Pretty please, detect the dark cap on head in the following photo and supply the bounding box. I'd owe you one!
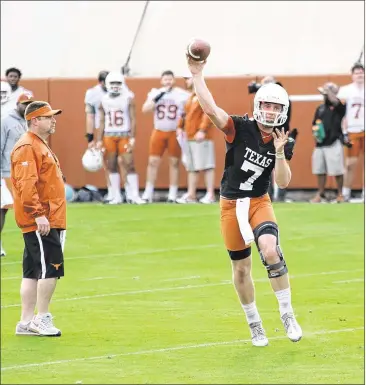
[98,71,109,82]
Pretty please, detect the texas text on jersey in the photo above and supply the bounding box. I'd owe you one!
[220,115,292,199]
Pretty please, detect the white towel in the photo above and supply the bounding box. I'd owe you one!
[236,197,254,245]
[176,131,189,168]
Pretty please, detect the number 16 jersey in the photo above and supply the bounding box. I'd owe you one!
[101,90,134,134]
[147,87,190,132]
[221,115,290,199]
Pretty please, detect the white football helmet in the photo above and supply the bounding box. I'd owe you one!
[1,81,11,105]
[105,72,125,95]
[82,149,103,172]
[253,83,289,127]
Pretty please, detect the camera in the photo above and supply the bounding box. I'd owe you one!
[248,81,261,94]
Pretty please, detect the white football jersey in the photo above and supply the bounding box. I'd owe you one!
[84,84,107,129]
[101,90,134,134]
[337,83,364,133]
[1,101,13,118]
[7,86,33,112]
[147,87,190,132]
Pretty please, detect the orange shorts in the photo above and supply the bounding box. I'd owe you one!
[103,136,129,155]
[149,129,181,158]
[347,132,365,158]
[220,194,276,251]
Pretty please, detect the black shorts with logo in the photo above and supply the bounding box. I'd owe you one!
[23,229,66,279]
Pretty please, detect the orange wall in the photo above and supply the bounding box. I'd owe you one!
[20,75,363,190]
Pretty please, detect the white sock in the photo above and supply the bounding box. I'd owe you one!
[168,185,178,200]
[342,187,351,199]
[107,185,114,199]
[143,182,154,199]
[275,288,293,317]
[242,302,261,325]
[109,173,121,199]
[124,183,131,200]
[127,173,139,199]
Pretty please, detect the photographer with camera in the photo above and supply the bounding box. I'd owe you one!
[310,82,347,203]
[248,76,297,202]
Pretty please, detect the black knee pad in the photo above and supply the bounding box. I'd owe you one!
[259,246,288,278]
[228,247,251,261]
[254,222,288,278]
[253,221,279,248]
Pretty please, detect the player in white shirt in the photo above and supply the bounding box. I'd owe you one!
[5,68,33,112]
[141,70,190,203]
[1,81,12,117]
[337,63,365,201]
[96,72,144,205]
[84,71,115,200]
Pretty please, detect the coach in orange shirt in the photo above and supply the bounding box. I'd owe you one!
[176,75,216,204]
[11,101,66,337]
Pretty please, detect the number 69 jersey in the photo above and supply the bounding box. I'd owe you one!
[101,90,134,134]
[148,87,190,132]
[220,115,291,199]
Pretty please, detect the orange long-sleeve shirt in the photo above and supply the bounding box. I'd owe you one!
[178,93,214,140]
[10,132,66,233]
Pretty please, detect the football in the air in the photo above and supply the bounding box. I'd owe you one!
[186,39,211,62]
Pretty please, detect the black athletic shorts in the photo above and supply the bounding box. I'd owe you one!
[23,229,66,279]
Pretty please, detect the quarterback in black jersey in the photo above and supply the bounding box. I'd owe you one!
[187,55,302,347]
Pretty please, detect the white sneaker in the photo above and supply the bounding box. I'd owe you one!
[1,246,5,257]
[281,312,302,342]
[29,313,61,337]
[15,321,40,336]
[141,193,153,203]
[349,197,364,203]
[108,194,123,205]
[199,193,216,204]
[249,322,269,347]
[176,193,197,204]
[129,196,147,205]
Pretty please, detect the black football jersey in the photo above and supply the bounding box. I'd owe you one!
[220,115,284,199]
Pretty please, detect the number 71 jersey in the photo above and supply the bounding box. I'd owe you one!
[148,87,190,132]
[221,115,283,199]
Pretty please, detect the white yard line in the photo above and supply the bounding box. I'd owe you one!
[333,278,364,284]
[1,212,218,235]
[0,244,222,266]
[162,275,201,282]
[1,327,363,372]
[0,276,20,281]
[1,269,363,309]
[82,276,119,281]
[1,282,229,308]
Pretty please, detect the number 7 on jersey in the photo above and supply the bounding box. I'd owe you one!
[239,160,265,191]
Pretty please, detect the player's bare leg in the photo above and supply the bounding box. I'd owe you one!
[15,278,39,335]
[177,171,198,203]
[258,233,302,342]
[200,168,216,203]
[103,163,114,202]
[20,278,37,322]
[343,157,358,201]
[0,208,8,256]
[232,256,268,347]
[120,154,145,204]
[106,153,122,204]
[28,278,61,336]
[167,156,179,202]
[311,174,327,203]
[142,156,161,203]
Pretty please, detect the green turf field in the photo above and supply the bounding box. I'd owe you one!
[1,203,364,384]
